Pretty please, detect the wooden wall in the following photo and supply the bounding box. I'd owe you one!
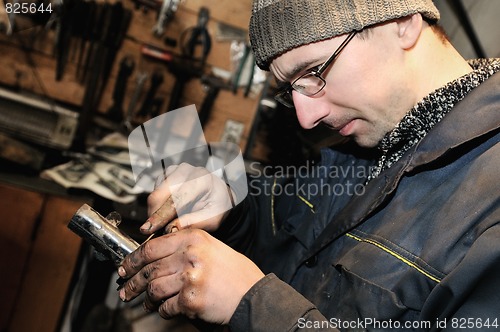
[0,0,261,151]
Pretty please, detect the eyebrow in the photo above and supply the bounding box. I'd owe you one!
[280,57,323,83]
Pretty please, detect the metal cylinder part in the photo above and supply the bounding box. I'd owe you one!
[68,204,140,265]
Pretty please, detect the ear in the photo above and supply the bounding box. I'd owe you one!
[395,13,423,50]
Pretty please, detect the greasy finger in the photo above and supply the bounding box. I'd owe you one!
[141,196,177,234]
[119,235,177,278]
[147,179,173,214]
[119,271,147,302]
[158,282,204,321]
[158,294,182,319]
[143,274,183,312]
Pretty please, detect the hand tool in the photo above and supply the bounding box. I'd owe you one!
[149,97,165,118]
[141,43,174,63]
[55,0,77,80]
[68,0,87,63]
[165,59,201,111]
[177,75,230,165]
[75,0,97,80]
[198,75,230,127]
[94,2,132,105]
[73,2,132,149]
[137,69,164,118]
[123,72,148,132]
[231,43,250,94]
[68,204,139,266]
[5,0,19,35]
[79,2,108,84]
[72,2,111,151]
[165,7,212,111]
[243,53,256,97]
[107,56,135,123]
[142,44,194,112]
[152,0,180,37]
[180,6,211,65]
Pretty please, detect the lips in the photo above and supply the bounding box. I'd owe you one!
[338,120,355,136]
[327,119,355,136]
[322,118,356,136]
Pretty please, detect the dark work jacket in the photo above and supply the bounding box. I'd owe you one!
[226,70,500,332]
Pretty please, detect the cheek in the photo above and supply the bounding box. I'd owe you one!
[328,58,379,103]
[338,42,397,99]
[337,63,400,117]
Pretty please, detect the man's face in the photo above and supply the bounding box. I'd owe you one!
[270,23,415,148]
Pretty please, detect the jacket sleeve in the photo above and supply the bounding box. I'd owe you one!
[211,173,275,254]
[422,224,500,331]
[229,274,340,332]
[211,195,255,253]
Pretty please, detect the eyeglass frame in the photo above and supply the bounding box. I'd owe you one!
[274,30,358,108]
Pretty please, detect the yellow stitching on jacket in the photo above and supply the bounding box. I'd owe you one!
[346,233,441,283]
[297,195,315,213]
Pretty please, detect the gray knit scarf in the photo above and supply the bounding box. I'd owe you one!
[368,58,500,182]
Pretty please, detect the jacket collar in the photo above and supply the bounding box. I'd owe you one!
[370,58,500,180]
[408,70,500,171]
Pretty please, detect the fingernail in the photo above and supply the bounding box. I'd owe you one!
[119,289,126,302]
[170,226,178,233]
[118,266,126,277]
[140,221,152,231]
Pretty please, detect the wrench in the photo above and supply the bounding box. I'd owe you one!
[108,56,135,122]
[152,0,180,37]
[4,0,19,35]
[137,69,164,118]
[123,72,148,132]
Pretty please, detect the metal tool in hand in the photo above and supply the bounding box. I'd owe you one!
[68,204,139,266]
[152,0,180,37]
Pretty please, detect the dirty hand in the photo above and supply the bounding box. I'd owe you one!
[141,163,235,234]
[118,229,265,324]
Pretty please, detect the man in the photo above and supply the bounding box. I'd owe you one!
[118,0,500,330]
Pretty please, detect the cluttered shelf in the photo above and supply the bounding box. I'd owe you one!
[0,0,264,155]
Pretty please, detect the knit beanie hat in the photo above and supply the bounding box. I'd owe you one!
[249,0,440,70]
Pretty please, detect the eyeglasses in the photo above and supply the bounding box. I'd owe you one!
[275,31,358,108]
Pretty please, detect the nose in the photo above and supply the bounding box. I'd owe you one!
[292,91,329,129]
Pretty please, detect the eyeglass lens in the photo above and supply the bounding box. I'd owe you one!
[274,31,357,108]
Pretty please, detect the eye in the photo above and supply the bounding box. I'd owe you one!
[303,65,321,76]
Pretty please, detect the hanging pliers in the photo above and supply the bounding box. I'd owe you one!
[180,7,211,64]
